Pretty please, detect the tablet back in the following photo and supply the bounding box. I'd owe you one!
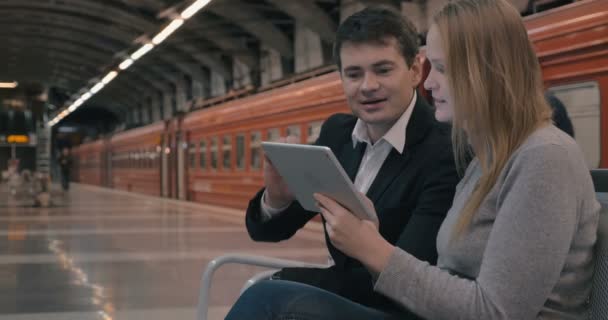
[261,142,376,221]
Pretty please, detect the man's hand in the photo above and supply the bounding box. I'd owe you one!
[263,136,298,208]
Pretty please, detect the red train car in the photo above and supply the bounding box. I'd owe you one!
[108,122,164,196]
[71,139,108,187]
[525,0,608,169]
[72,0,607,210]
[182,72,348,208]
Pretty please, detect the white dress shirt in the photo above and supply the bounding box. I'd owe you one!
[260,91,417,220]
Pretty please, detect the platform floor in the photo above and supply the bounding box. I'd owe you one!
[0,183,327,320]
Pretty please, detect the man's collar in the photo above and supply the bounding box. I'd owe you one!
[352,91,417,154]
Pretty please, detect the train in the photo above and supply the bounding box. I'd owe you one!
[71,0,608,210]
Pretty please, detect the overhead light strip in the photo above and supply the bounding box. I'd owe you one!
[118,59,134,70]
[152,19,184,45]
[0,81,18,89]
[181,0,212,19]
[131,43,155,61]
[90,83,105,94]
[48,0,215,127]
[101,71,118,84]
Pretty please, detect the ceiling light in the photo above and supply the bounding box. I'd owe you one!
[119,59,134,70]
[101,71,118,84]
[0,81,18,89]
[90,82,105,94]
[181,0,212,19]
[152,19,184,45]
[131,43,154,61]
[81,92,92,101]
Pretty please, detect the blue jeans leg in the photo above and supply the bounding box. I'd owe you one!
[225,280,403,320]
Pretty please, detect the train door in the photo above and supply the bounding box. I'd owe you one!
[161,118,184,199]
[103,142,110,188]
[161,133,170,198]
[184,131,195,201]
[176,130,187,200]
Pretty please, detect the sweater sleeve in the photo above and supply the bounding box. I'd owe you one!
[374,143,583,320]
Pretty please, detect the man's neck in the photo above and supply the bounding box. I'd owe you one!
[365,121,395,145]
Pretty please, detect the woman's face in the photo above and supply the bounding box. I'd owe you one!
[424,25,453,123]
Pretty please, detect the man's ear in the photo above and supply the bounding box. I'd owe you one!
[410,53,424,87]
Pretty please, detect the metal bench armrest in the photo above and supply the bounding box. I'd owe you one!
[197,253,328,320]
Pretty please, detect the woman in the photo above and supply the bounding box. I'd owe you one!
[226,0,600,319]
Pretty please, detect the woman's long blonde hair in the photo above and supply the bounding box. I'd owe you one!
[433,0,552,236]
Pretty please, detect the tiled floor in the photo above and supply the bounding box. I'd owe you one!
[0,183,328,320]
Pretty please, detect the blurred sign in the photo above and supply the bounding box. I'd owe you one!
[7,135,29,144]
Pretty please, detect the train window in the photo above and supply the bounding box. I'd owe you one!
[155,146,161,168]
[251,131,262,171]
[135,151,140,169]
[236,134,245,170]
[548,81,601,168]
[210,137,218,170]
[200,140,207,169]
[148,149,153,168]
[286,125,301,142]
[223,135,232,170]
[267,128,280,142]
[307,121,323,144]
[189,142,197,169]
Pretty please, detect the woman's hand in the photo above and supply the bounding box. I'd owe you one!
[314,193,395,273]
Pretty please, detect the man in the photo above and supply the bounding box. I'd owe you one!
[245,6,458,313]
[545,92,574,137]
[57,147,72,191]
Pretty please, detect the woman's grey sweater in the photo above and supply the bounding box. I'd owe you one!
[374,125,600,319]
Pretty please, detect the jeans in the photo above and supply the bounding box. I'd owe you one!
[225,280,408,320]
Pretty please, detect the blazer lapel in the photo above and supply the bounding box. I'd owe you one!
[366,95,435,203]
[340,141,366,181]
[366,150,410,203]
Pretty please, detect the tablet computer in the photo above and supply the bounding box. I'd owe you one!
[261,142,377,221]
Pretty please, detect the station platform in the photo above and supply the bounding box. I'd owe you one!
[0,183,327,320]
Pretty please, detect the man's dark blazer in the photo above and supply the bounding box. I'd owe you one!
[245,95,459,312]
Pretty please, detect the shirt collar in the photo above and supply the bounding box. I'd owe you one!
[351,91,417,154]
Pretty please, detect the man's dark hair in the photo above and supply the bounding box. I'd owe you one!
[545,92,575,137]
[333,6,420,70]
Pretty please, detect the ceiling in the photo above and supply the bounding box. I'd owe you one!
[0,0,346,122]
[0,0,562,128]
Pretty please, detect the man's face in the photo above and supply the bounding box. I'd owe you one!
[340,38,422,129]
